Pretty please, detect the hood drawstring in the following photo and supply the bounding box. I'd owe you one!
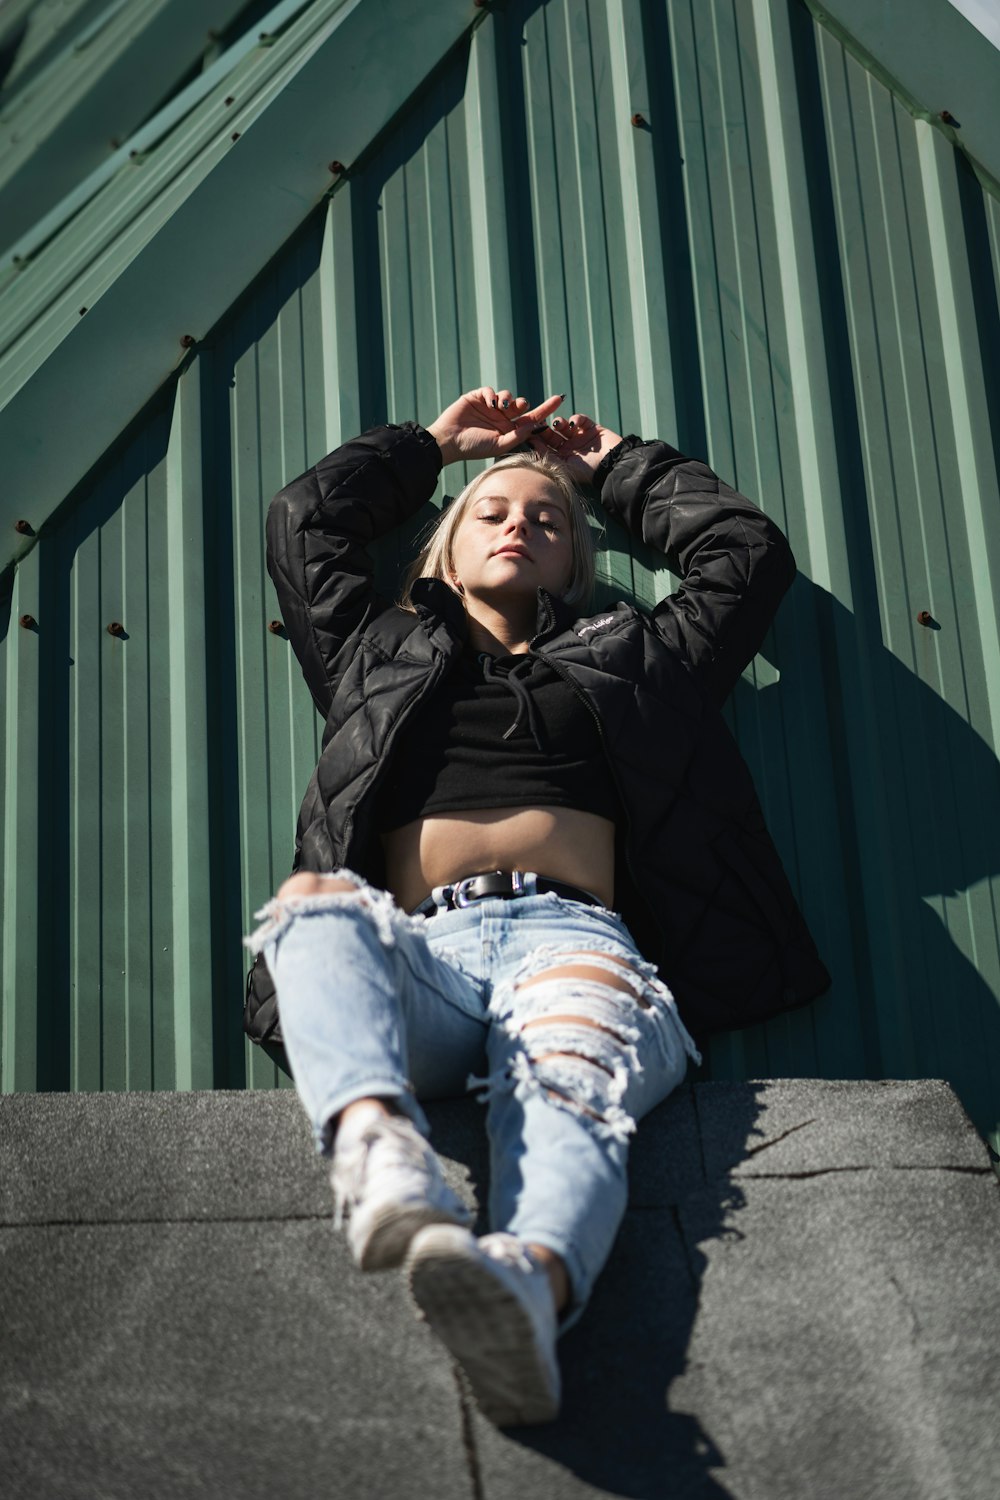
[479,654,547,752]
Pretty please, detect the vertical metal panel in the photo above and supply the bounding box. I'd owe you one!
[165,359,216,1089]
[67,504,104,1089]
[605,0,681,438]
[807,18,1000,1134]
[662,0,864,1088]
[2,549,42,1090]
[518,2,628,429]
[64,408,175,1089]
[464,19,517,387]
[2,0,998,1152]
[318,193,361,449]
[216,220,329,1090]
[11,398,216,1091]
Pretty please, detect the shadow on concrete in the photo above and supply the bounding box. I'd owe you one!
[426,1083,765,1500]
[3,1083,996,1499]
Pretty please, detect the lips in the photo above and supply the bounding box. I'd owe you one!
[493,545,531,559]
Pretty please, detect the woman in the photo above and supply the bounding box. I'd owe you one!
[245,387,829,1426]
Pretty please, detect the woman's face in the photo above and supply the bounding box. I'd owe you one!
[449,469,574,607]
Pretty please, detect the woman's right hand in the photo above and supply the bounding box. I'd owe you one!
[529,412,624,486]
[427,387,565,466]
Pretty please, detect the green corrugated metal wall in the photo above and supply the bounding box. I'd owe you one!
[2,0,998,1151]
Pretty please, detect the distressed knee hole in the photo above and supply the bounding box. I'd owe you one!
[519,1016,640,1130]
[520,1022,636,1081]
[468,1037,637,1142]
[532,1047,614,1077]
[521,1013,618,1037]
[244,870,402,954]
[517,1049,636,1141]
[516,953,652,1007]
[522,1018,620,1078]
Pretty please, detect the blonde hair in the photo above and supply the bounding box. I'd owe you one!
[400,451,595,610]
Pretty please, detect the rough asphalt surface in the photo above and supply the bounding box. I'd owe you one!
[1,1079,997,1499]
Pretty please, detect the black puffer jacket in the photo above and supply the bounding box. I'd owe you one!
[245,422,830,1046]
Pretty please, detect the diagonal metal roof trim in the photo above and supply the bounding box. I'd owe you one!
[808,0,1000,196]
[3,0,997,570]
[0,0,108,96]
[0,0,316,273]
[0,0,356,397]
[0,0,476,566]
[0,0,254,251]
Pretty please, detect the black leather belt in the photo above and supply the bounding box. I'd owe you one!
[410,870,604,918]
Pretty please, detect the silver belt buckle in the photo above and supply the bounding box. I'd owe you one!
[452,871,526,908]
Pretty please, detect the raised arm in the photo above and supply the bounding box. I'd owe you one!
[268,389,565,717]
[267,423,443,718]
[534,416,796,706]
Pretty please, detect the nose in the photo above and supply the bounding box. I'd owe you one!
[503,509,529,537]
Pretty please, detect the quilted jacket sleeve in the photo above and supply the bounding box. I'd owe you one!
[596,437,796,706]
[266,423,442,718]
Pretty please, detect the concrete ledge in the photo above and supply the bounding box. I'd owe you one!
[1,1081,997,1498]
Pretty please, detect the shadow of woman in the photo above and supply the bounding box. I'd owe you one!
[717,576,1000,1158]
[473,1082,765,1499]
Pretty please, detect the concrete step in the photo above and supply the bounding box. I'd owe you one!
[1,1080,997,1499]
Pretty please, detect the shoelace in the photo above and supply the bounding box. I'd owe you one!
[331,1120,429,1230]
[480,1233,540,1279]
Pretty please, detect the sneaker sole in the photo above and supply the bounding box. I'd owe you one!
[405,1229,560,1426]
[353,1201,471,1272]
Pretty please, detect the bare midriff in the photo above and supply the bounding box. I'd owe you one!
[381,807,617,913]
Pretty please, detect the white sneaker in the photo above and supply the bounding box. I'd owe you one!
[330,1115,472,1271]
[405,1225,561,1426]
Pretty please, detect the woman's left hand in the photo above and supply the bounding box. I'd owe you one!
[427,387,565,466]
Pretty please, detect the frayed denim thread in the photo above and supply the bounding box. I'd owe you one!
[244,875,407,957]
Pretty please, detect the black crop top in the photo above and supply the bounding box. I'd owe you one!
[376,648,620,833]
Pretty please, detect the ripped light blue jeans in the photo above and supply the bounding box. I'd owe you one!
[246,871,701,1321]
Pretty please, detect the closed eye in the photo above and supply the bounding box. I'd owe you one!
[476,510,561,531]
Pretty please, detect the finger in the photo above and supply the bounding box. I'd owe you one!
[511,406,551,431]
[512,395,529,414]
[497,417,551,452]
[530,424,566,454]
[478,385,498,409]
[494,388,515,414]
[526,392,566,422]
[561,414,598,448]
[526,431,563,459]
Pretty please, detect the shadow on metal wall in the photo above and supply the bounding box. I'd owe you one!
[738,579,1000,1150]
